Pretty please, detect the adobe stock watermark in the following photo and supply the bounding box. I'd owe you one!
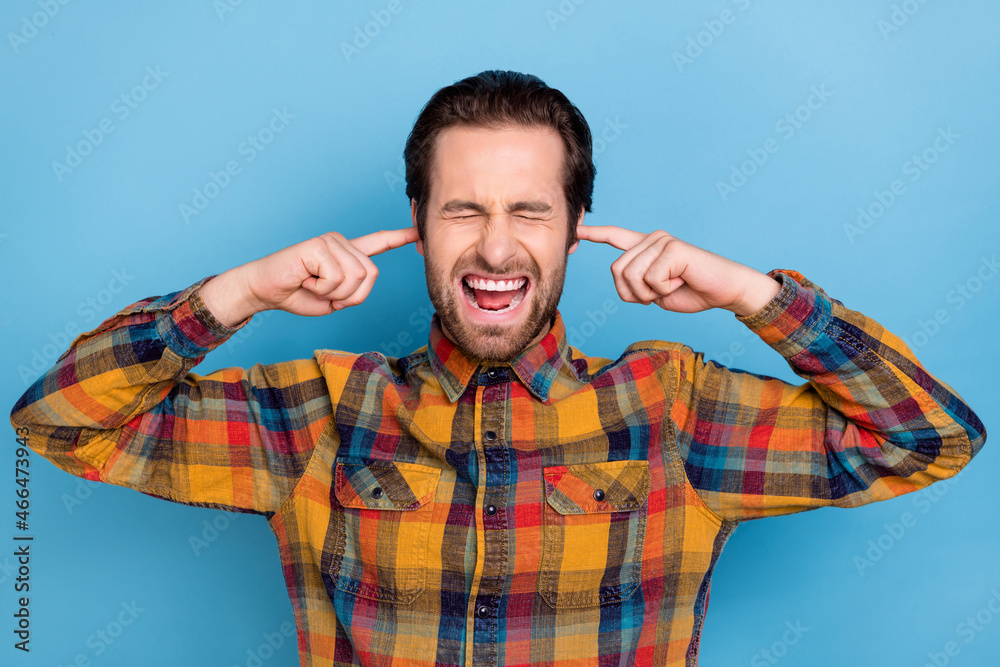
[62,478,104,515]
[706,321,758,368]
[852,475,959,576]
[51,66,169,182]
[749,619,809,666]
[7,0,73,54]
[189,510,245,556]
[17,268,135,387]
[56,600,145,667]
[233,621,297,667]
[340,0,405,63]
[920,588,1000,667]
[545,0,591,31]
[877,0,933,40]
[213,0,248,21]
[0,555,15,586]
[898,253,996,353]
[716,84,833,202]
[673,0,755,73]
[178,106,295,224]
[377,303,433,358]
[843,127,958,244]
[222,309,275,354]
[565,298,619,348]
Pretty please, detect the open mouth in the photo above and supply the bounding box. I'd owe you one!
[460,274,530,314]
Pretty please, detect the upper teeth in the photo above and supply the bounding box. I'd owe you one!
[465,276,527,291]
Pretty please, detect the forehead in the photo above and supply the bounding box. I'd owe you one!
[428,124,566,208]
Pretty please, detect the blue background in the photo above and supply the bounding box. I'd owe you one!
[2,1,998,665]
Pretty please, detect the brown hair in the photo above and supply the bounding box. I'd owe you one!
[403,70,595,252]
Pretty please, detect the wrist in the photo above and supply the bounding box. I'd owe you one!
[729,270,781,318]
[199,265,263,327]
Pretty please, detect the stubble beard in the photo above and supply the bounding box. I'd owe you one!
[423,248,567,362]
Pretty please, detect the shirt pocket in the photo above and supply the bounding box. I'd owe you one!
[539,460,651,609]
[329,459,441,605]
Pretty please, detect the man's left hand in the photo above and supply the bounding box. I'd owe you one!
[576,225,781,317]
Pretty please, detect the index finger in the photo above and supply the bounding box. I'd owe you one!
[576,224,649,252]
[350,226,420,257]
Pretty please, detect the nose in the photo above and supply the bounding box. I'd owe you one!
[475,217,519,269]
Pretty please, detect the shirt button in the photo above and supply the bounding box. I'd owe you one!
[486,367,500,379]
[485,504,498,516]
[371,487,383,499]
[476,605,490,619]
[483,430,497,442]
[593,489,605,501]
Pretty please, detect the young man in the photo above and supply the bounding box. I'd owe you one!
[11,70,986,666]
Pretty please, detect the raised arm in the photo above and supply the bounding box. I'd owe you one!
[672,269,985,520]
[577,224,987,522]
[10,227,419,514]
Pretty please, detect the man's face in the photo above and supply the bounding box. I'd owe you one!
[412,124,581,362]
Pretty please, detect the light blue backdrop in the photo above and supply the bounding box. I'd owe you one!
[3,1,998,665]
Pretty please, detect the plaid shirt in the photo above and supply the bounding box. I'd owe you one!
[11,269,986,666]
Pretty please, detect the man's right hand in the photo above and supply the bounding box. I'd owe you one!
[200,227,419,327]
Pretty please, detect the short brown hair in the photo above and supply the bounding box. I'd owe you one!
[403,70,596,252]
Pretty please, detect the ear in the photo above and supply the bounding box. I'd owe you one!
[410,199,423,256]
[567,206,584,255]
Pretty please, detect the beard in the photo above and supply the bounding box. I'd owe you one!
[423,247,567,362]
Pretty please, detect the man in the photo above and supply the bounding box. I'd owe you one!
[11,70,986,666]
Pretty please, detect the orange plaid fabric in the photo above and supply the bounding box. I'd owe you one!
[10,269,985,665]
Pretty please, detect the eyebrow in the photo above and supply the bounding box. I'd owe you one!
[440,199,553,216]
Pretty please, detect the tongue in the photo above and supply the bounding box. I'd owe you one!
[474,288,516,310]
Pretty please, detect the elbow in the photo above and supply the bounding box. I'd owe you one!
[967,419,987,462]
[10,381,49,443]
[944,409,987,475]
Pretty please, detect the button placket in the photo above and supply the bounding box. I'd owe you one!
[470,372,509,658]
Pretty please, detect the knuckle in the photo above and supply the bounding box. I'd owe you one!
[309,237,328,254]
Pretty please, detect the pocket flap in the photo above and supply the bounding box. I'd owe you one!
[335,460,440,510]
[543,460,650,515]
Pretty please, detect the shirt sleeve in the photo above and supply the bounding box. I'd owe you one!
[672,269,987,523]
[9,276,333,516]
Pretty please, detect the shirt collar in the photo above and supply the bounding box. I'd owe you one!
[426,310,571,404]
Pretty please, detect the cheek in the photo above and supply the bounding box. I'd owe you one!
[426,234,468,266]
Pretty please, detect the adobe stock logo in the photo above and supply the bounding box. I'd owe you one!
[843,127,958,244]
[7,0,73,54]
[51,66,169,182]
[672,0,756,73]
[544,0,591,31]
[340,0,405,63]
[17,268,135,387]
[716,84,833,202]
[178,107,295,224]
